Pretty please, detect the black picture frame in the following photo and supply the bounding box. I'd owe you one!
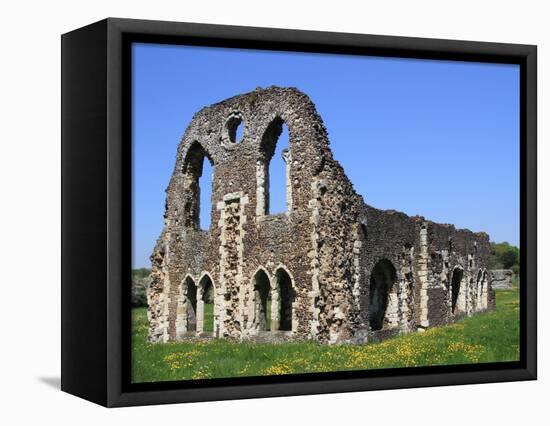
[61,17,537,407]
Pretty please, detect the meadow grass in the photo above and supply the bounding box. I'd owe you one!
[203,303,213,332]
[132,285,519,382]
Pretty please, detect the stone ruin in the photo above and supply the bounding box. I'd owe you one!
[489,270,514,289]
[147,86,495,345]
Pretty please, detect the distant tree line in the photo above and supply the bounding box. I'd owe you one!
[488,242,519,275]
[132,268,151,307]
[133,268,150,279]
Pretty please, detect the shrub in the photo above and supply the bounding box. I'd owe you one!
[489,242,519,274]
[132,269,151,307]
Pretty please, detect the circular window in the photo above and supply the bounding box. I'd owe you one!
[222,112,245,147]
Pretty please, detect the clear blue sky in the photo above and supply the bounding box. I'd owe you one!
[132,43,519,269]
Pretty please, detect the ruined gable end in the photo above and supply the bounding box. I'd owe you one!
[147,86,495,345]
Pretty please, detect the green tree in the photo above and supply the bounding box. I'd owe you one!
[132,268,151,279]
[489,242,519,274]
[132,268,151,307]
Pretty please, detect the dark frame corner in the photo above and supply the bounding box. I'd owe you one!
[61,17,537,408]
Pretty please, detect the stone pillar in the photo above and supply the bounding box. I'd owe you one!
[282,149,292,212]
[291,298,299,333]
[271,281,280,331]
[175,291,186,339]
[352,225,362,312]
[417,224,430,328]
[255,160,267,217]
[216,191,248,338]
[465,254,474,315]
[386,291,400,328]
[481,272,490,309]
[159,266,172,342]
[308,179,323,339]
[196,286,205,334]
[245,277,256,335]
[457,273,467,314]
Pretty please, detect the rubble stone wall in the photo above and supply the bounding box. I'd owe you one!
[489,269,514,289]
[147,87,495,344]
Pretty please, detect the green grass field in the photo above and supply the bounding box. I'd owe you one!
[203,303,214,332]
[132,285,519,382]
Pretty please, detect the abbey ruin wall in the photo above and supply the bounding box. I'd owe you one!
[147,86,494,345]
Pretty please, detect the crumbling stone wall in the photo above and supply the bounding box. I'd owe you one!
[147,86,495,345]
[489,269,514,289]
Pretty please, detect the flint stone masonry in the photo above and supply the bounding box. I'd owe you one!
[147,86,495,344]
[489,269,514,289]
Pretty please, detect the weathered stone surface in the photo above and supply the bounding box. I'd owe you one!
[489,269,514,289]
[147,86,495,345]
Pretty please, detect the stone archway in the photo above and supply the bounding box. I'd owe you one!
[183,276,197,332]
[450,267,464,314]
[257,117,292,216]
[252,269,271,331]
[197,274,214,333]
[181,141,214,230]
[272,268,295,331]
[368,259,397,331]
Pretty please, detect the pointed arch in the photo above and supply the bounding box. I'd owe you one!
[197,273,215,333]
[178,275,197,333]
[256,117,291,216]
[181,141,215,230]
[198,271,215,288]
[450,266,464,314]
[251,268,271,331]
[368,259,398,331]
[272,266,296,331]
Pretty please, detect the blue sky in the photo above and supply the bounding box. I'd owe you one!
[132,43,519,269]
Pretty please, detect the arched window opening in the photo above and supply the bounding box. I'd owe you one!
[274,269,295,331]
[199,159,213,230]
[360,223,368,241]
[269,124,289,214]
[257,118,291,216]
[199,275,214,333]
[451,267,463,313]
[235,120,244,142]
[226,114,244,144]
[182,142,214,230]
[368,259,397,331]
[183,277,197,332]
[253,270,271,331]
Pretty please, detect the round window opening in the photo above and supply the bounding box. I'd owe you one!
[226,114,245,144]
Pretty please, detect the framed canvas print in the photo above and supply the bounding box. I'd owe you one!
[61,18,537,407]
